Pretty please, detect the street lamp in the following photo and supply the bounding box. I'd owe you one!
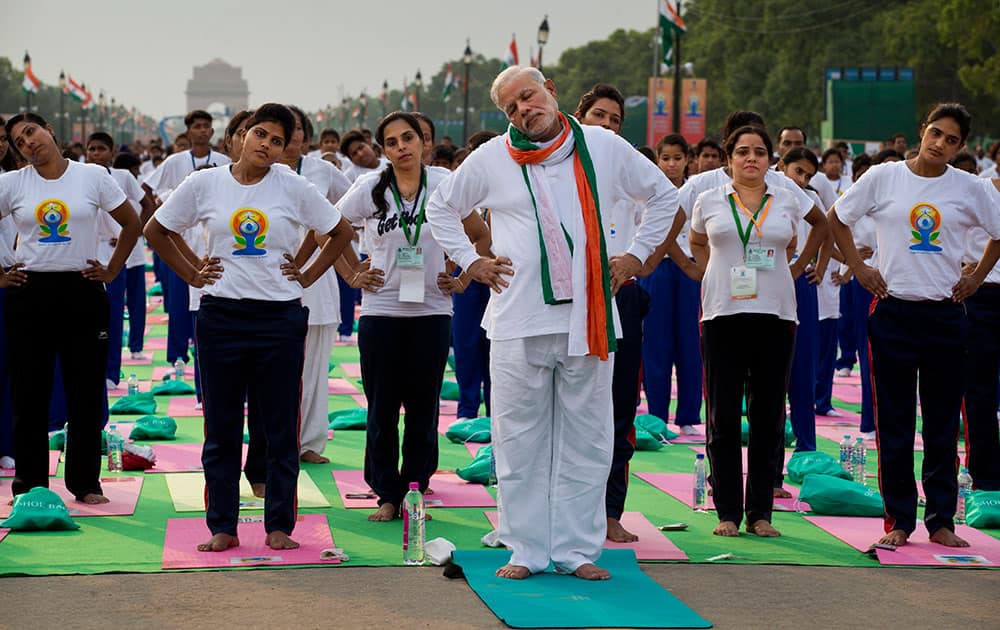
[414,70,422,111]
[341,97,348,130]
[381,80,389,117]
[80,83,88,142]
[99,91,106,131]
[537,15,550,72]
[22,52,32,113]
[462,39,473,145]
[58,70,67,144]
[110,97,116,138]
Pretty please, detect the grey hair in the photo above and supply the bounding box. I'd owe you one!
[490,66,546,110]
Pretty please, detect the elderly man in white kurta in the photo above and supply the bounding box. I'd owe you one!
[427,66,678,580]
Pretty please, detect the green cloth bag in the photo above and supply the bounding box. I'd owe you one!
[456,444,493,484]
[0,487,80,531]
[328,408,368,430]
[128,415,178,440]
[786,451,851,484]
[445,417,491,444]
[110,393,157,415]
[634,414,678,441]
[147,282,162,296]
[635,428,664,451]
[49,429,109,453]
[798,473,883,516]
[440,380,461,401]
[740,419,796,447]
[965,491,1000,529]
[151,380,195,396]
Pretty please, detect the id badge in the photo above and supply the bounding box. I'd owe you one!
[730,265,757,300]
[398,267,425,303]
[745,246,776,270]
[396,246,424,268]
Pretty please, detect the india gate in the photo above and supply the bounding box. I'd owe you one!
[185,58,249,114]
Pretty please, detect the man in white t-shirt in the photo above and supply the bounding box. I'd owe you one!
[339,130,389,182]
[427,67,678,580]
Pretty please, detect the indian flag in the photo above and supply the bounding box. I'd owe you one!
[659,0,686,65]
[65,76,87,102]
[502,35,519,69]
[22,61,40,94]
[400,79,409,111]
[441,64,455,101]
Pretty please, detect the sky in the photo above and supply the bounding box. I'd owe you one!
[4,0,658,120]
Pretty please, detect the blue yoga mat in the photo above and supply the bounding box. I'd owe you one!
[453,549,712,628]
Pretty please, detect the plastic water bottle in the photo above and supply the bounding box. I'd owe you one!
[956,467,973,524]
[174,358,185,381]
[839,435,854,477]
[693,453,708,511]
[852,437,867,485]
[402,482,425,565]
[106,423,123,472]
[127,373,139,396]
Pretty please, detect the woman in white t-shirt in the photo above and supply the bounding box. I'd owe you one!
[690,125,828,539]
[820,149,851,197]
[0,112,140,504]
[144,104,354,552]
[335,112,457,522]
[829,103,1000,550]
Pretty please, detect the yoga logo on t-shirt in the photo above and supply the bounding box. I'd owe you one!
[231,208,269,256]
[35,199,71,244]
[909,203,942,253]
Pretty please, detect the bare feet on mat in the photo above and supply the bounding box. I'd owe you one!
[878,529,909,546]
[300,450,330,464]
[496,564,532,579]
[265,531,300,550]
[368,503,398,522]
[746,520,781,537]
[251,483,266,498]
[573,563,611,580]
[606,517,639,542]
[197,533,239,552]
[80,493,110,504]
[773,487,792,499]
[929,527,969,547]
[713,521,740,537]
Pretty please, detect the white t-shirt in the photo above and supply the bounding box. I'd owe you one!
[824,175,852,197]
[809,174,839,212]
[691,182,803,323]
[979,164,998,179]
[0,161,126,272]
[818,266,840,320]
[963,178,1000,285]
[144,149,231,199]
[336,167,452,318]
[96,168,146,269]
[153,165,341,302]
[342,156,389,183]
[835,161,1000,301]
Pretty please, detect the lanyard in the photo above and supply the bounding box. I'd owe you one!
[191,150,212,170]
[390,169,427,246]
[295,157,302,174]
[727,192,772,252]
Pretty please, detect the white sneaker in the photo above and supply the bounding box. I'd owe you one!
[0,456,14,469]
[106,379,118,390]
[195,402,203,411]
[131,352,148,360]
[337,334,352,342]
[835,367,851,377]
[862,431,875,440]
[679,425,701,436]
[819,409,844,417]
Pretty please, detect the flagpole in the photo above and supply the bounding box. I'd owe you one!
[22,52,32,113]
[653,3,660,79]
[672,1,683,135]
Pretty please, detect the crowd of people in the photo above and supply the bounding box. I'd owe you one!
[1,65,998,577]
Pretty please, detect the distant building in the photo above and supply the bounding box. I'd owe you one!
[185,59,249,115]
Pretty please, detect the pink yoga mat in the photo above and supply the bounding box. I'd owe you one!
[162,513,340,570]
[635,472,810,513]
[438,414,459,437]
[0,451,59,478]
[152,365,195,380]
[484,510,688,561]
[815,409,861,427]
[144,443,248,473]
[0,476,143,517]
[0,528,8,543]
[148,314,169,325]
[328,378,359,395]
[686,446,793,475]
[340,363,362,378]
[668,424,706,445]
[816,425,877,449]
[833,373,862,386]
[145,337,168,350]
[107,380,152,395]
[332,469,495,509]
[439,400,458,415]
[831,384,862,405]
[167,397,203,417]
[465,442,488,457]
[122,354,153,366]
[350,394,367,408]
[805,516,1000,567]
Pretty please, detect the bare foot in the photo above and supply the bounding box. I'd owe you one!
[746,520,781,537]
[496,564,532,579]
[773,487,792,499]
[265,531,300,550]
[300,450,330,464]
[929,527,970,548]
[573,563,611,580]
[606,517,639,542]
[80,493,110,504]
[368,503,398,522]
[878,529,909,546]
[713,521,740,537]
[424,487,434,495]
[251,483,266,498]
[197,533,239,552]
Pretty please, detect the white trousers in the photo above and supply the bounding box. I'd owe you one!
[300,324,336,455]
[491,333,614,573]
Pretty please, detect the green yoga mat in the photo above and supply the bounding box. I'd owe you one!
[452,549,712,628]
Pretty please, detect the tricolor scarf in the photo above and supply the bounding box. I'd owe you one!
[506,111,616,360]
